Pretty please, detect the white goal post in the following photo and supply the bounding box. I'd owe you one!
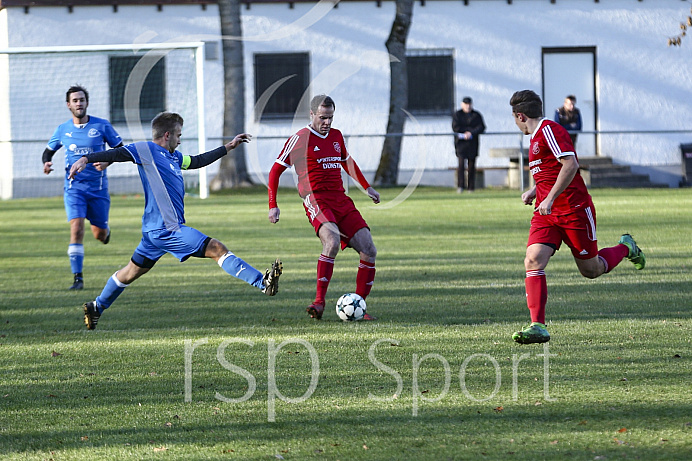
[0,41,208,200]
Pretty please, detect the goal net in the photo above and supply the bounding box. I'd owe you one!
[0,42,207,200]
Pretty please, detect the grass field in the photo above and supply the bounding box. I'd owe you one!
[0,186,691,460]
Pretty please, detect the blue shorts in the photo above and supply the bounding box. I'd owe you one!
[132,226,210,267]
[64,187,110,229]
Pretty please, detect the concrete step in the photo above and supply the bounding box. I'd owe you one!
[579,156,662,188]
[578,156,614,167]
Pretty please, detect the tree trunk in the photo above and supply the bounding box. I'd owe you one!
[211,0,253,190]
[374,0,414,186]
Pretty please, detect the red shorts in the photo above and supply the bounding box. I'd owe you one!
[527,199,598,260]
[302,191,368,250]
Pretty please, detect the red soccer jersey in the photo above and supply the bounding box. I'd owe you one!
[529,119,590,215]
[274,125,369,198]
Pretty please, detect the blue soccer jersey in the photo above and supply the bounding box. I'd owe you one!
[122,141,188,233]
[47,116,122,192]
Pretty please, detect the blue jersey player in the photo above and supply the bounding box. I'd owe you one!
[43,85,123,290]
[68,112,282,330]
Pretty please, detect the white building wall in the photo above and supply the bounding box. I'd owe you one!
[1,0,691,193]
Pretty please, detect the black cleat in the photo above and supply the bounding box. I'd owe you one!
[261,259,283,296]
[70,274,84,290]
[83,301,101,330]
[103,228,111,245]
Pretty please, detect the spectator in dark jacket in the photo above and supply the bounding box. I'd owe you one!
[554,95,582,148]
[452,97,486,192]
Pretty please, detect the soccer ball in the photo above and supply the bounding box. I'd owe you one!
[335,293,367,322]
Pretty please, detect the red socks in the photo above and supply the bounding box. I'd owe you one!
[314,254,335,306]
[523,243,629,325]
[525,270,547,324]
[598,244,629,273]
[356,260,376,300]
[316,256,376,305]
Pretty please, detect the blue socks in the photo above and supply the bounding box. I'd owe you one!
[218,251,263,289]
[68,243,84,274]
[95,272,129,313]
[93,253,263,314]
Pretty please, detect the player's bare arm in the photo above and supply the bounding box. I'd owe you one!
[366,187,380,204]
[522,185,536,206]
[537,156,579,215]
[42,147,57,175]
[69,156,89,179]
[224,133,252,151]
[268,207,280,224]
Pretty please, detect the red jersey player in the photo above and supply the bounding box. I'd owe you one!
[509,90,645,344]
[267,95,380,320]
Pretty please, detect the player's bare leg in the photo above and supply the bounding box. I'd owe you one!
[91,224,110,244]
[574,255,606,279]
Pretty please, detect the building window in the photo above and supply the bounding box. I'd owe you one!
[109,55,166,124]
[406,49,454,116]
[254,52,309,120]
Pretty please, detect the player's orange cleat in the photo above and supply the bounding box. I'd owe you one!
[362,313,377,321]
[306,302,324,319]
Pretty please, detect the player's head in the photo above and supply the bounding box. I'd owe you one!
[66,85,89,104]
[309,94,335,135]
[152,112,184,152]
[510,90,543,135]
[66,85,89,120]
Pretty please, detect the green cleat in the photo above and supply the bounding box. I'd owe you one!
[512,322,550,344]
[619,234,645,270]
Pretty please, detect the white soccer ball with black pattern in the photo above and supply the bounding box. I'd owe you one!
[335,293,367,321]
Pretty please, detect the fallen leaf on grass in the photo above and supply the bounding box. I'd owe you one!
[618,427,627,433]
[80,436,88,441]
[164,422,172,428]
[549,440,558,445]
[673,354,681,358]
[153,446,167,452]
[51,351,61,357]
[363,444,369,450]
[493,406,504,412]
[578,420,588,425]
